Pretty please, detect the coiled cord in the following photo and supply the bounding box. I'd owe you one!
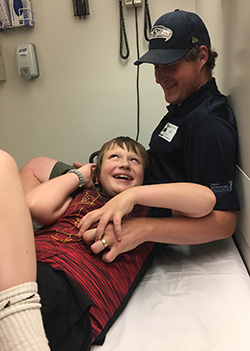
[119,0,130,60]
[144,0,152,41]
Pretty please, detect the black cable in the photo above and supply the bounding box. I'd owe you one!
[144,0,152,41]
[135,64,140,142]
[134,5,140,141]
[72,0,90,19]
[119,0,130,60]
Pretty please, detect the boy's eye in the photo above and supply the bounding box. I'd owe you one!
[109,154,118,159]
[131,157,140,164]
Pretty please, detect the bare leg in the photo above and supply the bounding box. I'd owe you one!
[0,150,36,291]
[0,150,50,350]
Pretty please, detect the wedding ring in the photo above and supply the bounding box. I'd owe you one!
[101,238,108,248]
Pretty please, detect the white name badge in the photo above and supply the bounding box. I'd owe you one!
[159,123,178,142]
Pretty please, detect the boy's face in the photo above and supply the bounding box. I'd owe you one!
[99,145,144,197]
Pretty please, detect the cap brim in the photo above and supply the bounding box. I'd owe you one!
[134,48,189,65]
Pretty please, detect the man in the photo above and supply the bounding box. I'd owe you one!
[20,10,239,262]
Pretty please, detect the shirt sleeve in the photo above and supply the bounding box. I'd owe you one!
[49,161,74,180]
[185,116,240,211]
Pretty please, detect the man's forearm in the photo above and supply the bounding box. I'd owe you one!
[87,210,237,263]
[143,210,237,245]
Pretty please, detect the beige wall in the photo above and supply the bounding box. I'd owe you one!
[198,0,250,271]
[221,0,250,270]
[1,1,249,266]
[0,0,227,169]
[0,0,196,168]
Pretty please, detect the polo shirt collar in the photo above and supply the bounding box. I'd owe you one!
[167,78,218,116]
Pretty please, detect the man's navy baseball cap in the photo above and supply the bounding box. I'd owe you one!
[134,9,211,65]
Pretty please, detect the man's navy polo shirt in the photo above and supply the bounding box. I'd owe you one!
[148,78,240,216]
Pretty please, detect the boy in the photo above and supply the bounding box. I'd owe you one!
[0,137,215,351]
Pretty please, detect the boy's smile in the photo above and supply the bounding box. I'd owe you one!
[99,145,144,197]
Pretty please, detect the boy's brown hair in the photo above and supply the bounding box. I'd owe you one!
[93,136,149,185]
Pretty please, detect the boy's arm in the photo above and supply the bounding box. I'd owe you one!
[20,157,73,224]
[78,183,216,241]
[20,157,94,225]
[26,171,80,225]
[20,157,59,194]
[26,163,94,225]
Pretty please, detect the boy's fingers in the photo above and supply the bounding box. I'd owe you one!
[77,210,102,233]
[113,216,122,242]
[94,212,114,240]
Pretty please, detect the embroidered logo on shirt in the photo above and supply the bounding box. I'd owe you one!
[159,123,178,142]
[210,180,233,193]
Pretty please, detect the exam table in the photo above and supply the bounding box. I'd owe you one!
[91,237,250,351]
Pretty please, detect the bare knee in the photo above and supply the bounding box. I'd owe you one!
[0,150,17,171]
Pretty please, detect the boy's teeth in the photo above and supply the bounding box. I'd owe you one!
[114,175,131,180]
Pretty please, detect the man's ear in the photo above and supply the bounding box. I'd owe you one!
[199,45,209,63]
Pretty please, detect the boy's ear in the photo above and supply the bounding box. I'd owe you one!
[92,173,99,186]
[91,167,98,185]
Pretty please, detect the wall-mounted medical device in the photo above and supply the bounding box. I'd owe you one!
[16,43,39,79]
[125,0,142,7]
[9,0,34,28]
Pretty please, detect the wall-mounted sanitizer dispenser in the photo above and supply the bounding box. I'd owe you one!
[16,43,39,79]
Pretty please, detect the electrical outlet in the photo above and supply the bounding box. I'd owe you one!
[125,0,142,8]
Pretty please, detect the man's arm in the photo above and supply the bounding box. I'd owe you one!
[143,209,237,245]
[88,209,237,262]
[78,183,217,240]
[78,182,236,261]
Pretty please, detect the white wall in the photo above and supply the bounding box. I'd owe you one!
[220,0,250,270]
[0,0,227,169]
[195,0,250,271]
[0,0,191,167]
[3,0,250,267]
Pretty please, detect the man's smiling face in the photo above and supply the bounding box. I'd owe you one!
[154,51,208,105]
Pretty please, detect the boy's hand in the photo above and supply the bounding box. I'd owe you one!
[76,163,96,189]
[73,161,84,168]
[77,189,136,242]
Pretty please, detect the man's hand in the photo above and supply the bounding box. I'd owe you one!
[81,210,237,262]
[82,217,147,262]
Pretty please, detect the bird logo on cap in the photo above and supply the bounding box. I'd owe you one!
[149,25,173,42]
